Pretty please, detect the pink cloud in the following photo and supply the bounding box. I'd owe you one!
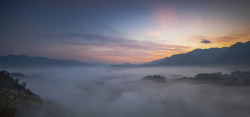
[154,6,178,29]
[191,18,206,28]
[147,30,161,36]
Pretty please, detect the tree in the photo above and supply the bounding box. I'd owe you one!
[15,78,19,84]
[21,82,26,88]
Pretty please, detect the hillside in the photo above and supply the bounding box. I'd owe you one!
[0,70,42,117]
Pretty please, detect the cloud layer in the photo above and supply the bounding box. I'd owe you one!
[12,67,250,117]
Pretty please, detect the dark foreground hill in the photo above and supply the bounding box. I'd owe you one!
[0,70,42,117]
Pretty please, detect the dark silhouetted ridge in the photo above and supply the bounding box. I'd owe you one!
[138,41,250,67]
[0,55,89,68]
[210,41,250,66]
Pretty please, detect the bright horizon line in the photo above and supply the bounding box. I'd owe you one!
[2,40,249,65]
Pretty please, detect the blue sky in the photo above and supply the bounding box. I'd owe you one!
[1,0,250,63]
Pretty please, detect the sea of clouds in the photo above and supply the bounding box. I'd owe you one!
[7,67,250,117]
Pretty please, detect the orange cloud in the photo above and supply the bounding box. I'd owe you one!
[72,41,190,64]
[38,32,191,64]
[192,36,205,39]
[214,32,250,43]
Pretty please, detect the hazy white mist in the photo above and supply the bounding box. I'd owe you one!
[7,67,250,117]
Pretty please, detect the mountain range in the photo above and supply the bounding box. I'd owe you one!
[0,55,106,68]
[112,41,250,67]
[1,41,250,68]
[142,41,250,67]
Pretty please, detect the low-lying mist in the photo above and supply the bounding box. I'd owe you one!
[7,67,250,117]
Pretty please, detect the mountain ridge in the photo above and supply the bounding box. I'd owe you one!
[113,41,250,67]
[143,41,250,67]
[210,41,250,66]
[1,41,250,68]
[0,55,104,68]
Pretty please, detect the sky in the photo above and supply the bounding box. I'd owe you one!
[1,0,250,64]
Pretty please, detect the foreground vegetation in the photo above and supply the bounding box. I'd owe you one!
[0,70,42,117]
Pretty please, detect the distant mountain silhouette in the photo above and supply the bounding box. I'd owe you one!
[111,63,137,67]
[210,41,250,66]
[0,55,92,68]
[143,47,228,66]
[142,41,250,67]
[145,57,169,66]
[110,41,250,67]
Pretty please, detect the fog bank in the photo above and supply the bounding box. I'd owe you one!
[7,67,250,117]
